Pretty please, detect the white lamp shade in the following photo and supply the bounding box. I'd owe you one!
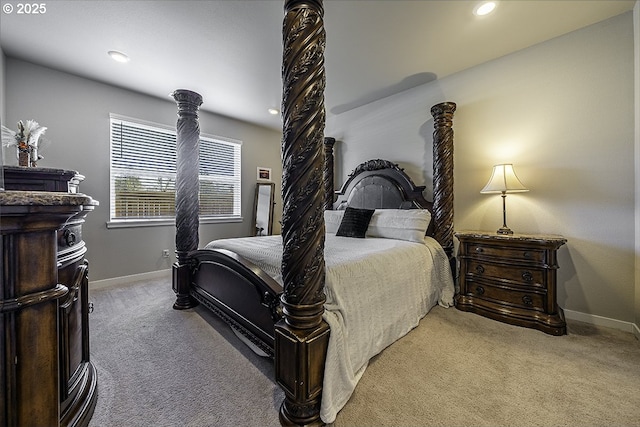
[480,164,529,194]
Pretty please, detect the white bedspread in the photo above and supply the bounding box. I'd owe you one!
[205,234,455,423]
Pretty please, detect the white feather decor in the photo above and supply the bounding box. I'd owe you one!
[1,120,48,166]
[1,125,18,147]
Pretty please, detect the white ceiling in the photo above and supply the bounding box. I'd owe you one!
[0,0,635,131]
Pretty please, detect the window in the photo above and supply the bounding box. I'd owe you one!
[109,115,241,226]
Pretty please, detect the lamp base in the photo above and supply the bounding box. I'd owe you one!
[496,227,513,235]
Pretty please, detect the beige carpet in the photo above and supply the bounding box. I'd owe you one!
[88,278,640,427]
[332,305,640,427]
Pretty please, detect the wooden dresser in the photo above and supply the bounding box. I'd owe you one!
[455,230,567,335]
[1,166,98,427]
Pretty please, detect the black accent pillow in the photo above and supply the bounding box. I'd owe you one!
[336,207,375,238]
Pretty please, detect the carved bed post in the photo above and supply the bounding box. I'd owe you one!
[275,0,329,426]
[323,137,335,210]
[430,102,456,261]
[172,89,203,310]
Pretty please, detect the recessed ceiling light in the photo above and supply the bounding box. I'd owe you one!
[268,107,279,115]
[474,1,497,16]
[108,50,130,63]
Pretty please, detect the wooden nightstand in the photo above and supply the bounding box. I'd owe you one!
[454,230,567,335]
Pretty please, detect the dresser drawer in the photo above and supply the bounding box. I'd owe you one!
[57,224,86,268]
[465,259,546,288]
[465,242,545,264]
[58,224,83,251]
[466,280,545,311]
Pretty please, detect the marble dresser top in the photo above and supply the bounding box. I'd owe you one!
[0,191,98,207]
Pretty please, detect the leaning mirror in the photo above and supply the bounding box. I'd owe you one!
[253,182,275,236]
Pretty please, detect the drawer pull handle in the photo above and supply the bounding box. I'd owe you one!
[522,295,533,306]
[475,286,485,295]
[475,265,485,274]
[64,229,77,247]
[523,251,532,259]
[475,247,484,253]
[522,271,533,282]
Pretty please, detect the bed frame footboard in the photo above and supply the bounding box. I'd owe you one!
[188,249,283,357]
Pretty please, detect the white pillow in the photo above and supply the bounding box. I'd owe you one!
[366,209,431,243]
[324,209,345,234]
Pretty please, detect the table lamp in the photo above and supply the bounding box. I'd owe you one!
[480,163,529,234]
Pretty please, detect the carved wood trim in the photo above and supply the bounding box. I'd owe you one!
[173,89,203,262]
[430,101,456,258]
[279,0,326,311]
[190,290,275,357]
[172,89,203,310]
[323,137,335,210]
[277,1,329,425]
[333,159,431,212]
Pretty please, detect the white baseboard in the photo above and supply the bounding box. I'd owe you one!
[90,269,171,290]
[564,308,639,338]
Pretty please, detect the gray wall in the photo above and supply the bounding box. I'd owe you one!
[0,48,5,125]
[327,12,637,328]
[3,58,283,281]
[634,1,640,336]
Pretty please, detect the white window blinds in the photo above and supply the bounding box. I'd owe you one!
[109,115,241,222]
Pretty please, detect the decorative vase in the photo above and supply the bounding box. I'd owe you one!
[17,141,32,167]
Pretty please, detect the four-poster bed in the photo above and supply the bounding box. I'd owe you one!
[171,1,456,425]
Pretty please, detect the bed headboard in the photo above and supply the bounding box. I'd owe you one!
[325,102,455,257]
[333,159,432,212]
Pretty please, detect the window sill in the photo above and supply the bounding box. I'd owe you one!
[106,216,243,229]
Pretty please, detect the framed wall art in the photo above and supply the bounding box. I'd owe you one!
[257,167,272,181]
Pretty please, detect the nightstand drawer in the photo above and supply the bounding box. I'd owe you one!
[466,280,545,311]
[465,242,545,264]
[466,260,545,287]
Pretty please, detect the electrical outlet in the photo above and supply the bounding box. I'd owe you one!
[162,249,170,258]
